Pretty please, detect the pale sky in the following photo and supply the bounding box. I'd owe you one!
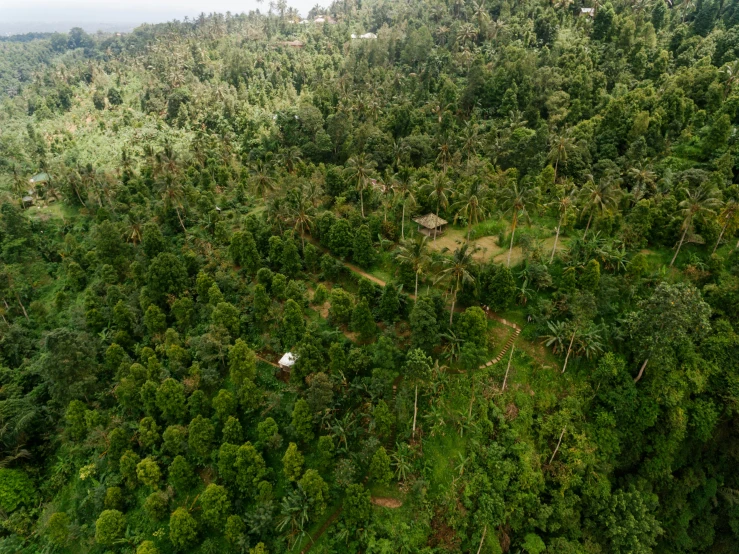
[1,0,322,34]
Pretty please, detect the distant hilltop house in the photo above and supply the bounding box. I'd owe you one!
[299,15,337,24]
[278,40,305,48]
[29,172,50,185]
[369,178,389,194]
[413,214,448,237]
[23,172,51,207]
[580,7,595,17]
[351,32,378,40]
[278,352,297,372]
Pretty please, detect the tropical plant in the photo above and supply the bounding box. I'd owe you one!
[670,182,722,266]
[344,154,376,218]
[499,181,537,266]
[395,235,430,299]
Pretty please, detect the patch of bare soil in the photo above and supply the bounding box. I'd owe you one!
[428,508,461,551]
[371,497,403,508]
[505,403,519,421]
[317,301,330,319]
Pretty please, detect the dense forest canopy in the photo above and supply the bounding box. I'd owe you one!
[1,0,739,552]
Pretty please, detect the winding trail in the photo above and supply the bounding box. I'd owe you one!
[299,504,342,554]
[477,306,523,369]
[305,235,525,371]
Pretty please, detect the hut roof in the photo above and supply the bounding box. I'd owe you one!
[413,214,448,229]
[29,173,49,184]
[278,352,297,367]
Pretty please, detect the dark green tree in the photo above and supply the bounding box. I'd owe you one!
[352,224,375,267]
[351,299,377,341]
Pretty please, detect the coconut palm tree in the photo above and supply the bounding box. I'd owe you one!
[248,158,277,197]
[579,175,621,239]
[472,0,490,36]
[547,131,576,184]
[279,146,302,174]
[721,60,739,98]
[456,24,478,49]
[627,163,657,204]
[713,198,738,254]
[391,141,410,171]
[395,235,430,299]
[543,320,577,374]
[436,141,453,174]
[393,168,416,239]
[286,185,315,249]
[460,121,481,165]
[499,181,537,267]
[344,154,376,218]
[670,182,723,266]
[424,175,453,241]
[546,183,578,263]
[453,181,489,242]
[127,210,145,245]
[436,243,478,326]
[159,176,187,234]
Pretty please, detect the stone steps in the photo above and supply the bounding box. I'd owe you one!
[479,327,521,369]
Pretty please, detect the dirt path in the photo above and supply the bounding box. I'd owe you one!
[255,355,281,369]
[343,261,388,287]
[299,504,342,554]
[476,305,523,370]
[371,496,403,508]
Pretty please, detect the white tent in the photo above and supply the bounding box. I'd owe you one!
[278,352,297,370]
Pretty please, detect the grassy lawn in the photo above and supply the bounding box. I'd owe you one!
[423,431,467,497]
[487,319,514,360]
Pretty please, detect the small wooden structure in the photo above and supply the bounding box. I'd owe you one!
[278,352,297,372]
[413,214,448,237]
[29,172,50,185]
[278,40,305,48]
[580,7,595,17]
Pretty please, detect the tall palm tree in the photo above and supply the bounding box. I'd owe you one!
[127,209,146,245]
[547,132,575,184]
[395,235,430,299]
[472,0,490,36]
[713,198,738,254]
[424,175,453,241]
[627,163,657,205]
[279,146,302,174]
[374,175,394,222]
[453,181,489,242]
[436,243,478,326]
[248,159,277,197]
[153,144,187,233]
[546,184,578,263]
[460,121,481,165]
[456,24,478,49]
[436,141,452,174]
[579,175,621,239]
[344,154,376,218]
[543,320,576,374]
[670,183,723,266]
[394,168,416,240]
[286,185,315,249]
[159,176,187,233]
[721,60,739,98]
[391,140,409,171]
[499,181,537,267]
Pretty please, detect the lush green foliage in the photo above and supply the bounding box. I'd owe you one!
[1,1,739,553]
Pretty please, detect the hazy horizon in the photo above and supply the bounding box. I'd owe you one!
[0,0,320,35]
